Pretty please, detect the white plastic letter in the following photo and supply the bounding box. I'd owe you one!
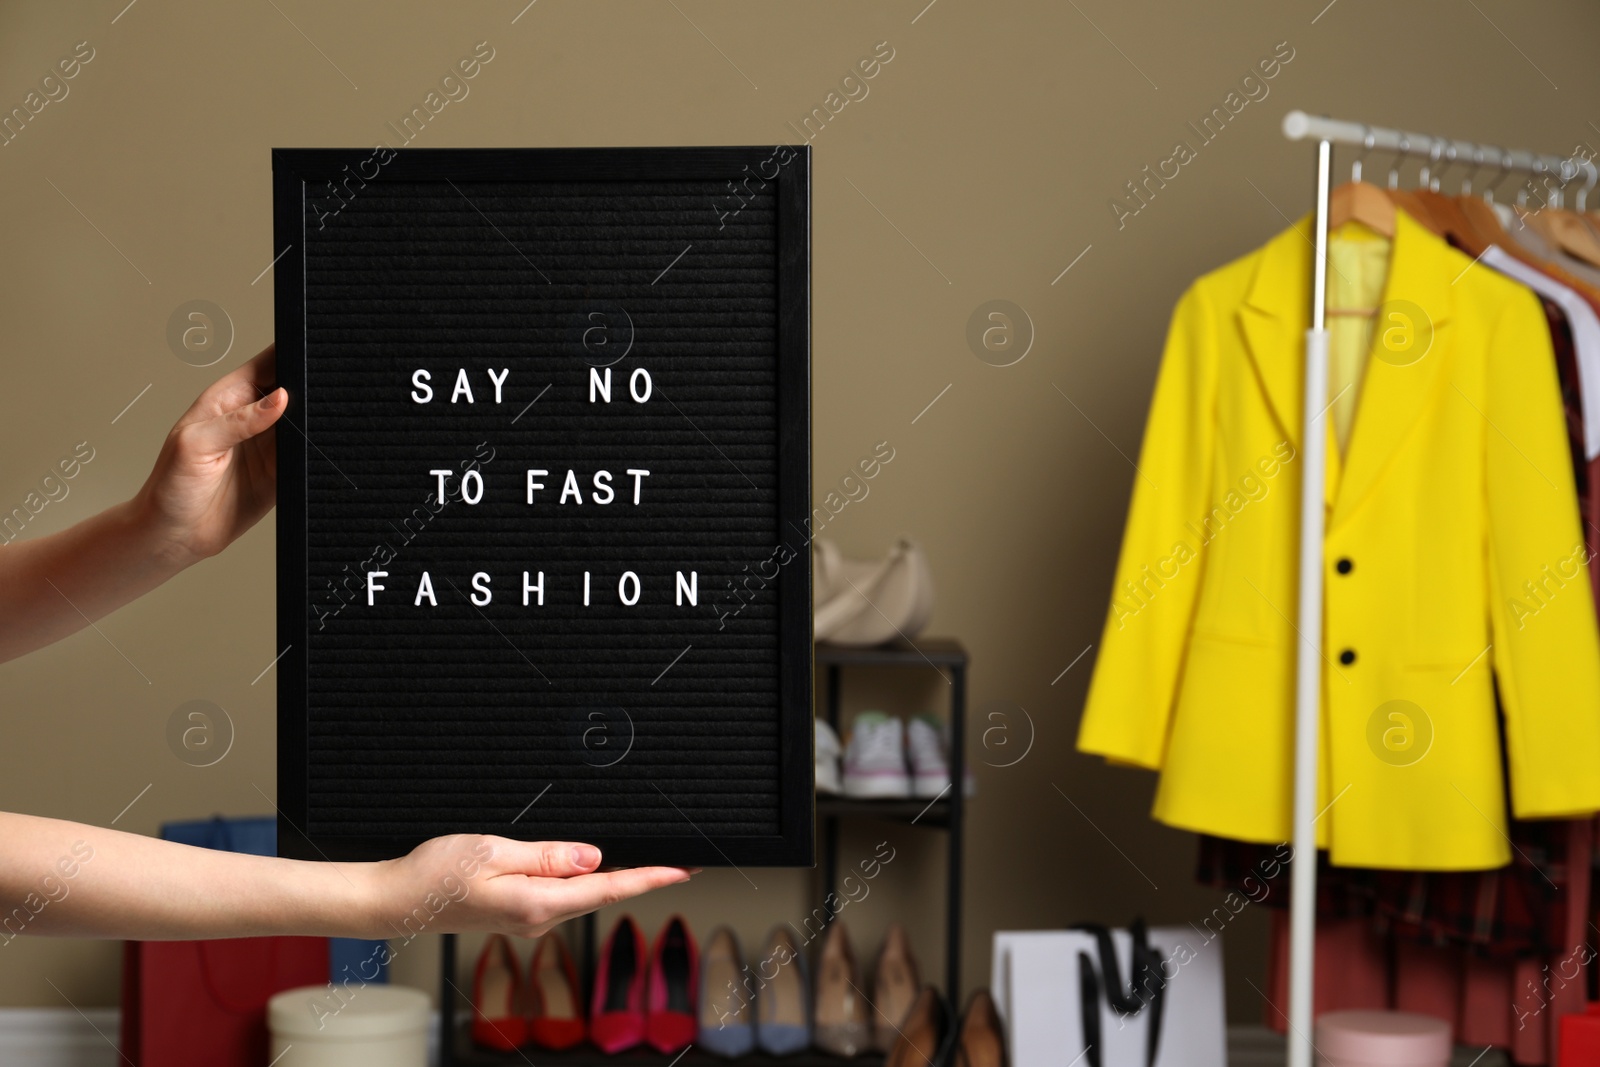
[560,469,583,505]
[589,367,611,403]
[411,370,433,403]
[626,469,651,504]
[430,469,452,501]
[487,368,509,403]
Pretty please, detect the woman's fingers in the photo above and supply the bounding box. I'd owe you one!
[528,866,693,922]
[484,838,604,879]
[179,344,279,425]
[180,388,286,458]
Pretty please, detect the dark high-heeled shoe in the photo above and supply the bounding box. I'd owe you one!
[885,986,953,1067]
[470,933,528,1052]
[646,915,699,1053]
[953,989,1006,1067]
[527,932,585,1050]
[590,915,648,1053]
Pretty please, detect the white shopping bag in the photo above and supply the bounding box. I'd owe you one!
[992,922,1225,1067]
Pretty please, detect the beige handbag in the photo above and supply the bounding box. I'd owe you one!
[812,537,935,646]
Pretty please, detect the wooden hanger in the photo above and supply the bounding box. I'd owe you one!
[1544,210,1600,267]
[1330,180,1397,237]
[1390,187,1444,235]
[1457,194,1512,247]
[1537,156,1600,266]
[1544,157,1600,266]
[1324,182,1393,318]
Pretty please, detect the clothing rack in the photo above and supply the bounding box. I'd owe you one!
[1277,110,1575,1067]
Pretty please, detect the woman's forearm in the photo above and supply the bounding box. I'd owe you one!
[0,811,693,944]
[0,812,378,942]
[0,499,188,665]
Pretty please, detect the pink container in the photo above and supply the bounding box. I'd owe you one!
[1314,1011,1451,1067]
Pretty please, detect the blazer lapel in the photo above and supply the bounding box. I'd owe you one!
[1330,212,1455,528]
[1237,221,1340,509]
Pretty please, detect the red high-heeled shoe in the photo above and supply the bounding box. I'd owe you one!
[528,931,587,1050]
[590,915,648,1052]
[470,933,528,1052]
[646,915,699,1053]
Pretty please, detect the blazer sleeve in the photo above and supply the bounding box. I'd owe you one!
[1077,282,1218,769]
[1486,285,1600,818]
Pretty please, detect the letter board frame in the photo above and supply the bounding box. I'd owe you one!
[272,146,812,868]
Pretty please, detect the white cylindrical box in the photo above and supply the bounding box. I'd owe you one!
[268,984,430,1067]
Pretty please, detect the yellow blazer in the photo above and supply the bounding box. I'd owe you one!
[1078,211,1600,870]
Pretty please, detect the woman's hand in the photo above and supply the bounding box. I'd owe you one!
[366,835,693,939]
[133,344,286,568]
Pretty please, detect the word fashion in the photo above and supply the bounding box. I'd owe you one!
[362,567,700,609]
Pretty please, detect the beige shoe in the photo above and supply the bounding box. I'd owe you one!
[755,926,810,1055]
[870,923,922,1052]
[699,927,756,1058]
[814,921,871,1057]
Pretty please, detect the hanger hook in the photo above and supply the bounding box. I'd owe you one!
[1439,143,1462,195]
[1352,124,1375,184]
[1580,157,1598,212]
[1463,145,1488,198]
[1553,154,1585,211]
[1419,138,1444,190]
[1486,146,1514,204]
[1520,158,1545,209]
[1389,133,1410,190]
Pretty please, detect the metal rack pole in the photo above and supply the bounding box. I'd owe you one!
[946,660,966,1005]
[1282,110,1576,181]
[1284,135,1331,1067]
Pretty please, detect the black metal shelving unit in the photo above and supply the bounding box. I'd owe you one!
[440,637,969,1066]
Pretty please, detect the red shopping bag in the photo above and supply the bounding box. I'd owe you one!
[120,936,329,1066]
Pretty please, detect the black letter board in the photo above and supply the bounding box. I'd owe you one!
[272,147,812,867]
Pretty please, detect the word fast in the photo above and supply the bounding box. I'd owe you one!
[429,468,651,505]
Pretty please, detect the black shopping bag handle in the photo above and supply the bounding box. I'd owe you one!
[1072,918,1166,1067]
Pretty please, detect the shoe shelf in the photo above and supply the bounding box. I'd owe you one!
[439,637,969,1067]
[813,797,953,828]
[818,637,968,1007]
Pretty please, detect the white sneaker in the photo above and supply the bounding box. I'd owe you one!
[907,715,949,798]
[906,714,976,798]
[816,718,843,795]
[842,712,912,798]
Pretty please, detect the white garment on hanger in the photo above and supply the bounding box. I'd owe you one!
[1481,244,1600,460]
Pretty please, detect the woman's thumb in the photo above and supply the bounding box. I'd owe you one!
[187,388,287,456]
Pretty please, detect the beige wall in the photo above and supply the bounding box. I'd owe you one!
[2,0,1598,1025]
